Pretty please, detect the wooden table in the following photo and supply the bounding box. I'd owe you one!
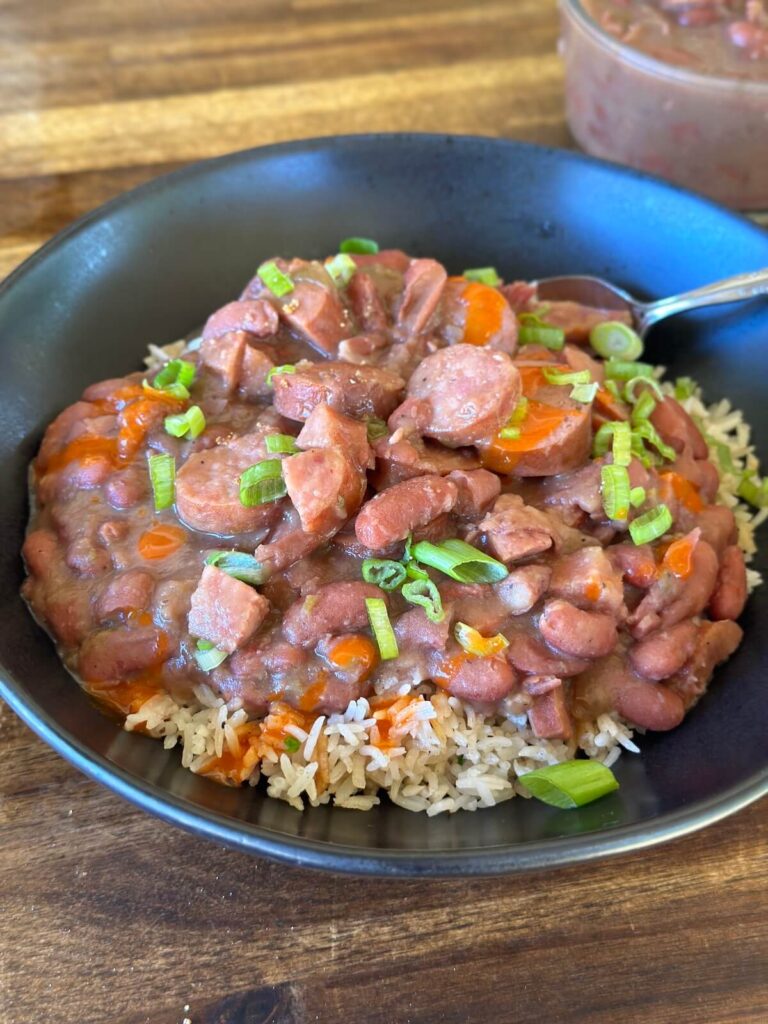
[1,3,766,1022]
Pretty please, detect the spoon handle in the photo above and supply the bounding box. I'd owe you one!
[639,267,768,334]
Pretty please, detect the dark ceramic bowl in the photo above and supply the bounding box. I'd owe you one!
[1,135,766,876]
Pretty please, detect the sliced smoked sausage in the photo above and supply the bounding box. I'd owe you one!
[273,361,405,422]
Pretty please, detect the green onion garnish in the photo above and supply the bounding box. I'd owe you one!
[339,237,379,255]
[630,486,646,508]
[604,379,623,402]
[674,376,697,401]
[737,471,768,508]
[194,641,228,672]
[155,358,196,391]
[239,460,287,507]
[630,390,656,424]
[570,381,599,404]
[405,561,429,581]
[499,397,529,438]
[600,464,631,522]
[164,405,206,440]
[148,453,176,511]
[257,261,294,298]
[630,432,655,469]
[143,378,190,402]
[266,364,297,386]
[592,421,630,464]
[410,538,508,584]
[590,321,644,361]
[284,736,301,753]
[325,252,357,286]
[205,550,266,586]
[265,433,299,455]
[542,367,591,386]
[517,312,565,351]
[707,437,735,474]
[521,760,619,809]
[632,421,676,462]
[498,425,521,440]
[361,558,407,591]
[623,375,664,403]
[365,598,399,660]
[629,504,672,545]
[605,359,654,383]
[401,579,444,623]
[366,418,389,442]
[463,266,501,287]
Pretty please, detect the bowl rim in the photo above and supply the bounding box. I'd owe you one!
[1,132,767,876]
[560,0,768,94]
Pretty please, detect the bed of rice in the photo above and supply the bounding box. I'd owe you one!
[123,350,763,813]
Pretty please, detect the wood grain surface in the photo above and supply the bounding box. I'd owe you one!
[0,2,765,1023]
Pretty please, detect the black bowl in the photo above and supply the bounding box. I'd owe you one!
[1,134,766,876]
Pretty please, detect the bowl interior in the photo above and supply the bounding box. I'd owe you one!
[1,135,767,874]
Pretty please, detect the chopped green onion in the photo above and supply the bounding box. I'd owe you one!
[605,359,654,382]
[284,736,300,753]
[517,313,565,351]
[164,405,206,440]
[630,433,655,468]
[366,418,389,442]
[674,376,697,401]
[521,760,619,809]
[737,471,768,509]
[205,550,266,586]
[630,391,656,425]
[257,260,294,297]
[143,378,190,402]
[402,579,444,622]
[403,532,416,563]
[707,437,735,475]
[266,364,297,386]
[361,558,406,591]
[326,252,357,286]
[590,321,644,361]
[411,538,508,584]
[498,425,521,440]
[463,266,501,287]
[265,433,299,455]
[454,621,509,657]
[499,397,529,437]
[155,358,196,391]
[239,460,286,507]
[611,421,632,467]
[148,453,175,511]
[632,420,676,462]
[542,367,591,386]
[365,598,399,660]
[629,504,673,545]
[405,561,429,581]
[604,379,623,402]
[624,376,664,403]
[194,642,228,672]
[630,486,646,508]
[600,464,631,522]
[339,237,379,255]
[570,381,599,404]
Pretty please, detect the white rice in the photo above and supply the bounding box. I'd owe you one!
[125,352,763,812]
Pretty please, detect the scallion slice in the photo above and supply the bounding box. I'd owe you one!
[737,471,768,509]
[155,358,197,391]
[365,598,398,660]
[542,367,591,386]
[600,464,631,522]
[498,425,521,440]
[194,640,228,672]
[590,321,644,361]
[257,261,294,297]
[624,375,664,403]
[366,418,389,442]
[463,266,501,287]
[148,453,176,511]
[630,486,647,508]
[708,437,735,475]
[361,558,407,591]
[239,460,286,507]
[611,420,632,467]
[339,237,379,255]
[205,550,266,586]
[499,397,528,438]
[517,313,565,351]
[405,561,429,582]
[631,390,656,424]
[143,378,190,402]
[521,760,619,809]
[266,364,297,386]
[410,538,508,584]
[164,404,206,440]
[674,376,697,401]
[402,579,444,623]
[629,504,673,545]
[632,421,677,462]
[605,359,654,382]
[265,433,299,455]
[603,379,623,402]
[454,621,508,657]
[325,252,357,286]
[570,381,599,404]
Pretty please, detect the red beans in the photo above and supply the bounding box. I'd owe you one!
[354,475,458,552]
[78,625,169,682]
[282,582,386,648]
[573,656,685,732]
[650,396,708,459]
[439,653,517,703]
[539,599,618,660]
[709,545,748,622]
[629,621,698,681]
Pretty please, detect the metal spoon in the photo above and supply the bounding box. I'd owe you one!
[533,267,768,338]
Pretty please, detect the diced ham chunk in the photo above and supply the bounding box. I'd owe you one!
[296,404,371,470]
[495,565,551,615]
[548,547,625,616]
[283,447,366,535]
[528,683,573,740]
[188,565,269,654]
[476,494,561,564]
[446,469,501,519]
